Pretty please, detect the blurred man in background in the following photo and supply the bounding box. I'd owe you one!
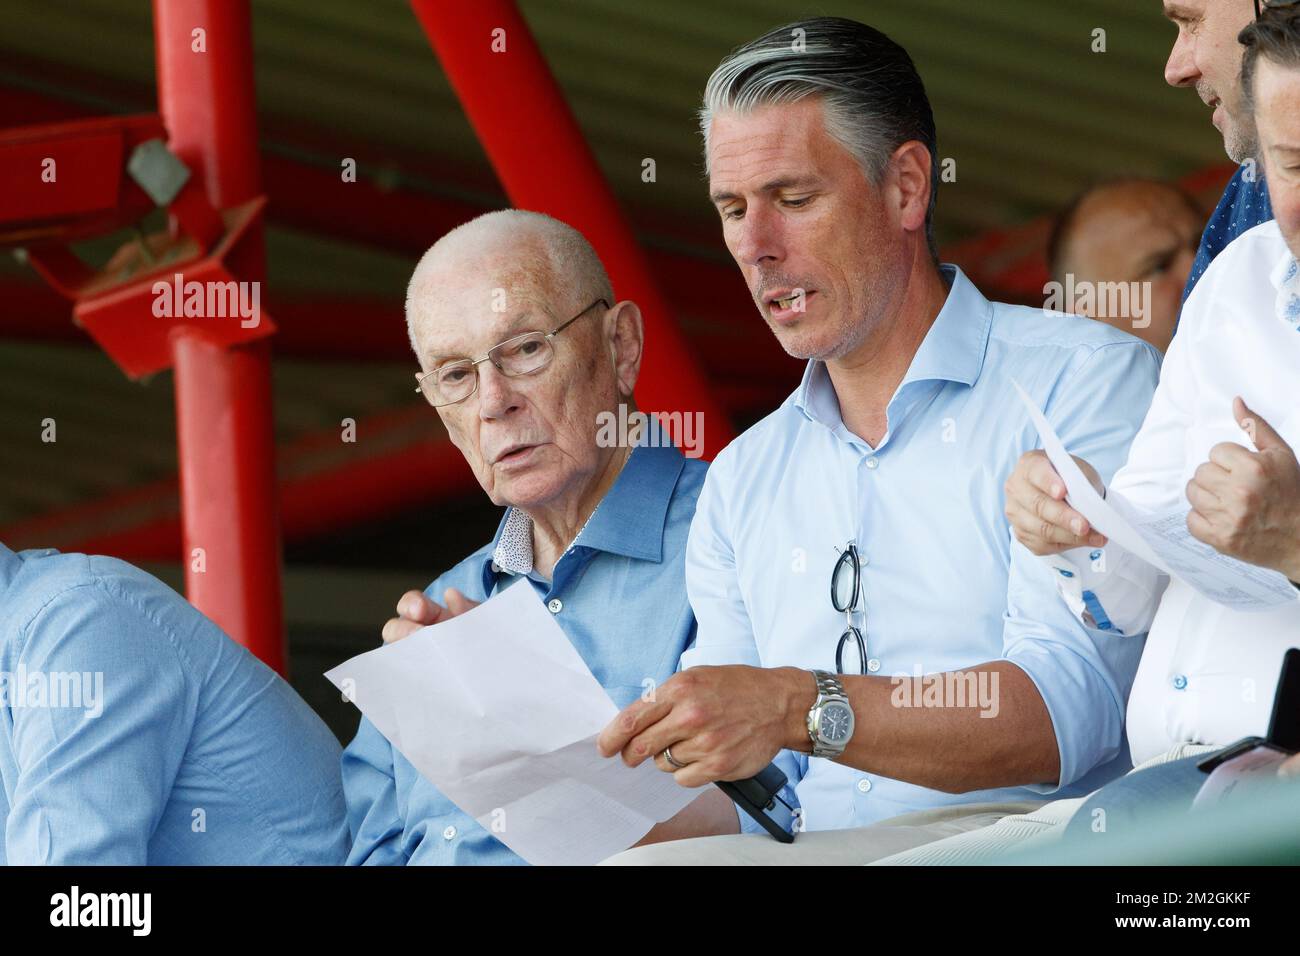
[1046,179,1203,353]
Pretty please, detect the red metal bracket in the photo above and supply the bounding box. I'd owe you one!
[28,197,276,378]
[3,114,270,378]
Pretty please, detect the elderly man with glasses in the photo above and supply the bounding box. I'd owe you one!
[340,209,737,865]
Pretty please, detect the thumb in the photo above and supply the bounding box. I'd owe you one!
[444,588,480,617]
[1234,397,1289,454]
[397,589,443,624]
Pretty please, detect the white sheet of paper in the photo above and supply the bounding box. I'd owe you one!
[325,579,704,865]
[1013,381,1298,612]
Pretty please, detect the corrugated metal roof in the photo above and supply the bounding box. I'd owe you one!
[2,0,1222,243]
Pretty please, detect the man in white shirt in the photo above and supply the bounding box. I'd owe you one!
[1002,4,1300,839]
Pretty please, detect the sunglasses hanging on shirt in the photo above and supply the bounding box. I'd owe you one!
[831,541,869,675]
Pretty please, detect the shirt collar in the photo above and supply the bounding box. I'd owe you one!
[794,264,993,429]
[1269,243,1300,331]
[483,418,688,582]
[0,542,19,598]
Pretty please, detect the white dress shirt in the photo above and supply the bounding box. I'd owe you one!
[1049,220,1300,764]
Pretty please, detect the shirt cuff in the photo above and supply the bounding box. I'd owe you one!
[1041,543,1163,637]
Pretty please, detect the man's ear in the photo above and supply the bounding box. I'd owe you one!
[607,300,644,399]
[888,140,933,237]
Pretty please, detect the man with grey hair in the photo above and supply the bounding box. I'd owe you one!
[598,16,1162,864]
[340,209,737,864]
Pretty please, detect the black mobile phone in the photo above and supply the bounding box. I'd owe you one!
[1266,647,1300,752]
[1199,647,1300,773]
[715,763,797,843]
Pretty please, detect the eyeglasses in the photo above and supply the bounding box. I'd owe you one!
[830,542,868,675]
[1255,0,1300,17]
[414,298,610,408]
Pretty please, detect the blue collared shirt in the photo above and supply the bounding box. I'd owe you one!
[683,265,1161,834]
[0,544,349,864]
[342,438,707,865]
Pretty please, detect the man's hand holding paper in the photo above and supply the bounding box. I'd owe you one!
[327,580,705,866]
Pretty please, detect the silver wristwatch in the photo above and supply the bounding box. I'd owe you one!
[806,669,855,758]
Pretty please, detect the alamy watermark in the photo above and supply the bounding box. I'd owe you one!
[596,404,704,459]
[50,886,150,936]
[0,665,104,718]
[889,666,1000,718]
[151,273,262,328]
[1043,275,1151,330]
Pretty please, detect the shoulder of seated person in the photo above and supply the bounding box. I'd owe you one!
[991,299,1143,348]
[2,550,225,658]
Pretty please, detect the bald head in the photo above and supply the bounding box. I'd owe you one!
[405,209,614,358]
[1047,179,1203,352]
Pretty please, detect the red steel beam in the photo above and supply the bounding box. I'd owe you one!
[409,0,734,458]
[153,0,285,671]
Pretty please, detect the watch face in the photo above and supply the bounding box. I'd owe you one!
[820,702,854,743]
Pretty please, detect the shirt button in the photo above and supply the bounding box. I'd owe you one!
[867,658,881,673]
[443,825,457,840]
[547,598,563,614]
[856,778,873,794]
[865,457,880,470]
[1172,675,1188,690]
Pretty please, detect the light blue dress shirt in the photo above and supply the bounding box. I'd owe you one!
[683,265,1162,834]
[342,437,707,865]
[0,544,349,864]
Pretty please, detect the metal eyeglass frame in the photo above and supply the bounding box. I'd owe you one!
[414,297,610,408]
[830,541,868,675]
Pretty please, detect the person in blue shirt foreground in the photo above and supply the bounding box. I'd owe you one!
[0,543,348,864]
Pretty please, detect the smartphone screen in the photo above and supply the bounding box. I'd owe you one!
[1268,648,1300,752]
